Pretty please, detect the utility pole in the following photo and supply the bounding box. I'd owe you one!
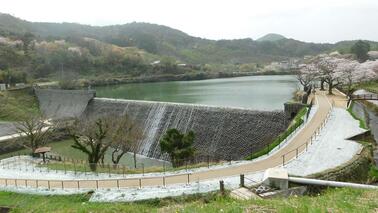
[60,63,64,81]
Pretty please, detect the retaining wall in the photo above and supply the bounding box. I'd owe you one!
[34,89,96,119]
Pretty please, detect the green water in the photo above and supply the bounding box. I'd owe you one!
[95,75,299,110]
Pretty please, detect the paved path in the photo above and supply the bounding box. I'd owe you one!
[0,90,335,189]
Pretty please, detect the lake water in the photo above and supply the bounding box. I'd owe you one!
[95,75,300,111]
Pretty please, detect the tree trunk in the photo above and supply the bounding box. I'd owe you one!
[89,163,97,171]
[320,79,325,91]
[328,82,333,95]
[133,151,137,169]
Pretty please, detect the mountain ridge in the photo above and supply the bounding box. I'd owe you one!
[0,12,377,65]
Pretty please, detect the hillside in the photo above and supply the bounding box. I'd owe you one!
[1,13,378,82]
[0,13,337,65]
[257,33,286,42]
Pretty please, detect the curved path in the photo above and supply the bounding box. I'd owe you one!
[0,90,337,189]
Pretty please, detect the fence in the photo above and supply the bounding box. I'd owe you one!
[281,102,333,166]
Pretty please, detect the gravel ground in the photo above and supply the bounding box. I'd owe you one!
[285,108,364,176]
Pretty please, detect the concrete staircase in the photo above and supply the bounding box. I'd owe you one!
[230,187,261,200]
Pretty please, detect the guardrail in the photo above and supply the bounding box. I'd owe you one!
[281,101,333,166]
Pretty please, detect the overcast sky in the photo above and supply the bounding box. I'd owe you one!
[1,0,377,43]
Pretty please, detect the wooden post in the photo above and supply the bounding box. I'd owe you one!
[163,176,166,187]
[187,173,190,185]
[282,155,285,166]
[61,181,64,189]
[296,148,298,158]
[139,179,142,189]
[48,180,50,190]
[240,174,245,187]
[220,180,225,195]
[117,179,120,189]
[77,181,80,189]
[96,180,99,189]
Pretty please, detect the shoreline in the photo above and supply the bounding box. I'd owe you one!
[84,71,294,87]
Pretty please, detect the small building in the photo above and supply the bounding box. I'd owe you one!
[0,83,6,91]
[368,51,378,60]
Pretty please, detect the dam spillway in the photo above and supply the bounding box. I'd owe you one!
[84,98,288,160]
[35,89,288,161]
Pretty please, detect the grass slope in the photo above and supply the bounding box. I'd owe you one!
[0,188,378,212]
[0,88,40,121]
[246,107,308,160]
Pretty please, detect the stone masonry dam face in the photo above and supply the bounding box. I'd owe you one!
[35,89,288,161]
[84,98,288,160]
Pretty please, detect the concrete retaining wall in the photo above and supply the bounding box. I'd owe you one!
[34,89,96,119]
[84,98,288,160]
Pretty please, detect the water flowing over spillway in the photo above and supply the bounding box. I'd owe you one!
[84,98,288,160]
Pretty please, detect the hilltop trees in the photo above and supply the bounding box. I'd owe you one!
[351,40,370,63]
[160,129,195,167]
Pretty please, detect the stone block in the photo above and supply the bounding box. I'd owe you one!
[263,168,289,189]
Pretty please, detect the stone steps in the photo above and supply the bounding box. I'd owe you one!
[230,187,261,200]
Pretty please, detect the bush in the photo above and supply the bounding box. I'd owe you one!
[245,107,307,160]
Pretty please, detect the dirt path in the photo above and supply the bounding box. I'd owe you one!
[0,90,335,189]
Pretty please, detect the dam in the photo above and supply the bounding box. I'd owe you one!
[35,89,289,161]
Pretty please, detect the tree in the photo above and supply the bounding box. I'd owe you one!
[69,116,113,171]
[109,115,143,168]
[297,64,317,92]
[334,59,359,97]
[351,40,370,63]
[159,129,195,167]
[21,32,35,56]
[316,56,342,95]
[15,116,51,153]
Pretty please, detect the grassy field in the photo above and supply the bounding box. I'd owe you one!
[0,187,378,212]
[0,88,40,121]
[357,80,378,94]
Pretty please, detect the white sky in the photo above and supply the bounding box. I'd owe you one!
[1,0,378,43]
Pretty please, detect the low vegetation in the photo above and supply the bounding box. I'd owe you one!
[347,101,368,129]
[0,88,39,121]
[245,107,308,160]
[1,188,378,212]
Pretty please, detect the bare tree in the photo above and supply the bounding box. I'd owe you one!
[15,116,51,152]
[109,115,144,168]
[68,116,113,171]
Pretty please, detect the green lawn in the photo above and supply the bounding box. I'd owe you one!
[0,88,40,121]
[0,187,377,212]
[356,80,378,94]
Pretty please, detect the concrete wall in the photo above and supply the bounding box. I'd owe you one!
[84,98,288,160]
[34,89,96,119]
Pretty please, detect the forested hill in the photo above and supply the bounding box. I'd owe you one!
[1,12,378,83]
[0,13,349,65]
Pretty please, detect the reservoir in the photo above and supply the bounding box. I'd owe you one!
[95,75,299,110]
